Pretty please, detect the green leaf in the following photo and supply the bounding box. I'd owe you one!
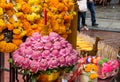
[32,75,37,82]
[8,58,13,63]
[64,65,74,73]
[24,70,30,75]
[52,69,57,73]
[46,70,51,75]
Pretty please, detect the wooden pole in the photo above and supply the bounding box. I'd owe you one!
[67,3,78,49]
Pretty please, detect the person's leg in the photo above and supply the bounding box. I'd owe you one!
[81,12,87,26]
[81,12,89,30]
[77,11,81,32]
[87,1,98,26]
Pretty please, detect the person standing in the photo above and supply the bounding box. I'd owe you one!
[77,0,88,32]
[87,0,99,26]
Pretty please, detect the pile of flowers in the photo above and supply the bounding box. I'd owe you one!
[0,0,76,53]
[11,32,78,74]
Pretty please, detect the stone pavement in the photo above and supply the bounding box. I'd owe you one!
[86,3,120,32]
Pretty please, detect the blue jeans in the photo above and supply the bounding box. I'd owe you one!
[87,1,96,25]
[78,12,86,32]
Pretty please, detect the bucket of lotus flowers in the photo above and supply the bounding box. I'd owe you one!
[10,32,79,82]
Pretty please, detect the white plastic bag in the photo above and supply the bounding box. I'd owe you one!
[77,0,88,12]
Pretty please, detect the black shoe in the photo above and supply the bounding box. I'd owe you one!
[84,24,87,26]
[92,23,99,26]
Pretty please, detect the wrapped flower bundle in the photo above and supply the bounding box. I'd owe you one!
[98,58,119,79]
[11,32,78,74]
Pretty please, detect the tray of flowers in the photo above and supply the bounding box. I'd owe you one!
[10,32,79,82]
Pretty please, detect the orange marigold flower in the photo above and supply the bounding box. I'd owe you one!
[6,24,14,31]
[89,73,98,79]
[21,3,31,14]
[13,29,21,35]
[4,3,14,10]
[12,39,23,46]
[13,34,22,39]
[21,19,31,30]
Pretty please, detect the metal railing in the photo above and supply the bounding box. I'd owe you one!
[0,52,32,82]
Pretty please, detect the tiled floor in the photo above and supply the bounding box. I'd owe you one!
[84,30,120,49]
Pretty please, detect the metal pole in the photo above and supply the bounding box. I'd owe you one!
[10,53,15,82]
[0,52,4,82]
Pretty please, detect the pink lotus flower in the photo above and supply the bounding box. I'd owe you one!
[31,32,41,41]
[39,59,48,71]
[23,47,33,58]
[48,57,58,69]
[67,43,72,50]
[49,32,59,41]
[53,41,62,49]
[30,60,40,73]
[60,39,67,47]
[51,49,59,56]
[42,50,50,57]
[44,42,53,50]
[32,51,41,60]
[58,56,66,67]
[41,36,50,43]
[65,55,73,66]
[22,58,31,69]
[32,42,44,50]
[13,54,25,67]
[71,54,78,63]
[59,49,66,56]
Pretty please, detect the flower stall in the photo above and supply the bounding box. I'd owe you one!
[0,0,120,82]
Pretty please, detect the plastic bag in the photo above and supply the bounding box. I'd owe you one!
[77,0,88,12]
